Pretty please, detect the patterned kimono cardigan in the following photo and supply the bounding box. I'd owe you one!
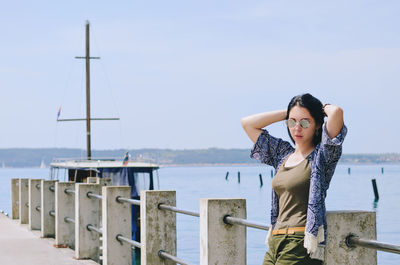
[250,122,347,260]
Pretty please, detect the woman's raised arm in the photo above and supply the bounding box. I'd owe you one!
[323,104,344,139]
[241,109,287,144]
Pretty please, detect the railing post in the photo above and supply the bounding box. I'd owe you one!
[102,186,132,265]
[28,179,42,230]
[200,198,246,265]
[75,183,101,261]
[87,177,97,183]
[141,190,176,265]
[325,210,377,265]
[19,178,29,224]
[10,178,19,219]
[55,182,75,248]
[41,180,58,237]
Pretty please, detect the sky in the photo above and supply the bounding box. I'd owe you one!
[0,0,399,153]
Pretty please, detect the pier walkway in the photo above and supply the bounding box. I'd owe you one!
[0,213,97,265]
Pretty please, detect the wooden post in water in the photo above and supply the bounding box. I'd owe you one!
[237,171,240,183]
[259,174,263,187]
[225,172,229,180]
[371,179,379,201]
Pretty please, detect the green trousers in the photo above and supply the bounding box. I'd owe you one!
[262,231,323,265]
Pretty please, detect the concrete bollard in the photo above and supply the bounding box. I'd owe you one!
[55,182,75,249]
[87,177,97,184]
[29,179,42,230]
[41,180,58,237]
[200,198,246,265]
[11,178,19,219]
[19,178,29,224]
[141,190,176,265]
[102,186,132,265]
[75,183,101,261]
[325,211,377,265]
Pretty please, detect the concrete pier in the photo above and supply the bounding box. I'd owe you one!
[141,190,177,265]
[19,178,29,224]
[325,210,377,265]
[75,184,101,261]
[0,213,97,265]
[55,182,75,248]
[10,178,19,219]
[200,198,246,265]
[41,180,58,237]
[29,179,42,230]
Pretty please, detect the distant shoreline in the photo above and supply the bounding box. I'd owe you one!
[0,148,399,168]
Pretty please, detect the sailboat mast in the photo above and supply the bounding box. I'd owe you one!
[85,21,92,160]
[59,21,119,160]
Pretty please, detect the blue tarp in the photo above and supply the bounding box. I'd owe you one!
[98,167,140,240]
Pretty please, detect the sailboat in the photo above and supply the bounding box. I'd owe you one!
[49,21,159,257]
[40,159,46,169]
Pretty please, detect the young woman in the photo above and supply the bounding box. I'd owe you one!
[241,93,347,264]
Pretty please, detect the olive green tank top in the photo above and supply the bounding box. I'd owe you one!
[271,155,311,230]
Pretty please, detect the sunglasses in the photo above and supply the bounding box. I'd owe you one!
[286,118,311,129]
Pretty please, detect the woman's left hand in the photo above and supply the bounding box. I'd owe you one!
[323,104,344,139]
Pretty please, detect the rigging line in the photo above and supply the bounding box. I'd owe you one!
[90,25,124,150]
[55,27,85,150]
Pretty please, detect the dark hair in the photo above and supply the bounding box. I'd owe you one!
[286,93,324,146]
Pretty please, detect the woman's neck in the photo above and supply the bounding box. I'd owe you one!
[294,143,315,157]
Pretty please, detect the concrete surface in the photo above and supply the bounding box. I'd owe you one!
[200,198,246,265]
[75,184,101,261]
[19,178,29,224]
[0,213,97,265]
[29,179,42,230]
[11,178,19,219]
[325,210,377,265]
[141,190,176,265]
[102,186,132,265]
[55,182,75,248]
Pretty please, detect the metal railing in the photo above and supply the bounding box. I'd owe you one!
[346,235,400,255]
[158,204,199,217]
[115,198,197,265]
[116,196,140,206]
[64,189,75,195]
[158,203,268,231]
[116,234,141,249]
[158,250,195,265]
[87,192,102,200]
[87,224,102,235]
[64,217,75,224]
[224,215,269,231]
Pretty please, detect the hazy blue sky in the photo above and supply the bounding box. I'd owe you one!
[1,1,399,153]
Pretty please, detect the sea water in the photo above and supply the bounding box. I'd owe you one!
[0,164,399,264]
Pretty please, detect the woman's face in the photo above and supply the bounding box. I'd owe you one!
[288,105,319,147]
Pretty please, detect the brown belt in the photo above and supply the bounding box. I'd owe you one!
[272,226,306,235]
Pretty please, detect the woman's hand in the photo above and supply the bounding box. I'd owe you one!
[323,104,344,139]
[241,109,287,144]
